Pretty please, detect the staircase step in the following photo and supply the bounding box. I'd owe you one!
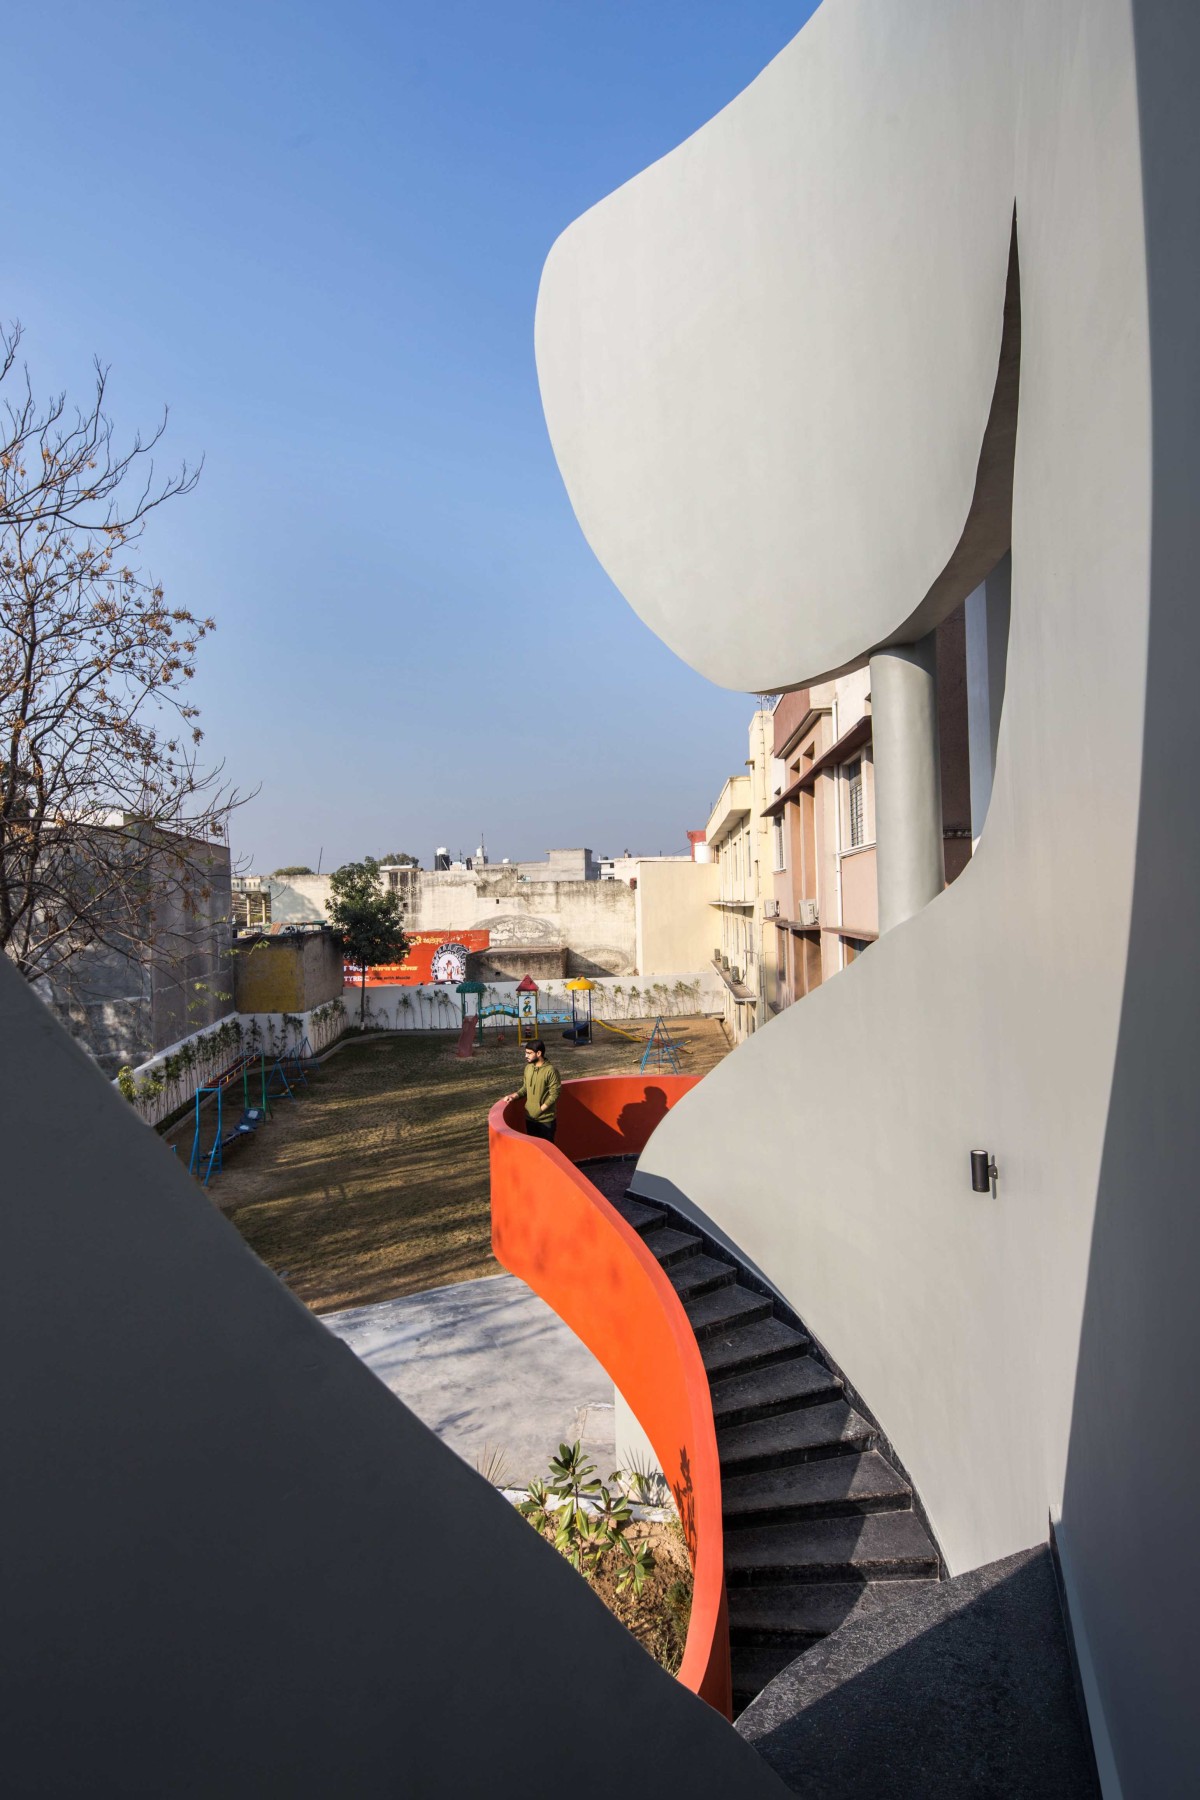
[612,1197,666,1233]
[718,1399,874,1474]
[667,1253,736,1299]
[700,1315,811,1378]
[710,1354,842,1427]
[724,1510,940,1586]
[728,1579,937,1646]
[644,1226,704,1268]
[731,1642,812,1713]
[723,1451,910,1529]
[683,1284,773,1342]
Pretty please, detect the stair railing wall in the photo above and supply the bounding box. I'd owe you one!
[488,1075,731,1717]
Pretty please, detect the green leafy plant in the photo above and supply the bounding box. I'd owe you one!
[474,1444,513,1489]
[517,1479,556,1535]
[617,1539,655,1598]
[664,1574,693,1639]
[620,1451,671,1511]
[519,1441,655,1590]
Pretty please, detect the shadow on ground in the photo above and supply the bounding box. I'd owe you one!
[737,1546,1099,1798]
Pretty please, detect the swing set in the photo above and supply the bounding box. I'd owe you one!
[187,1036,314,1185]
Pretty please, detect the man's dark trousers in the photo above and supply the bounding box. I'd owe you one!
[526,1117,557,1143]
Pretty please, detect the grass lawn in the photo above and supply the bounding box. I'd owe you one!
[171,1019,730,1315]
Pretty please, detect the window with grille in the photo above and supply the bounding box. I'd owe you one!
[846,759,865,848]
[772,811,786,871]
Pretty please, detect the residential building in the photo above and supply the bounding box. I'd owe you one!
[33,828,233,1075]
[231,874,269,931]
[705,710,778,1040]
[766,672,875,1008]
[767,615,971,1011]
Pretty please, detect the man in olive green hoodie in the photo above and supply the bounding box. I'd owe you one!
[517,1038,561,1142]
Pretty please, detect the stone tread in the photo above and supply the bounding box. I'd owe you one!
[710,1353,843,1425]
[723,1451,910,1526]
[728,1580,937,1643]
[611,1196,665,1232]
[732,1642,811,1708]
[724,1510,940,1583]
[734,1548,1101,1799]
[667,1253,737,1298]
[643,1226,704,1267]
[717,1398,874,1472]
[683,1283,773,1341]
[700,1314,811,1376]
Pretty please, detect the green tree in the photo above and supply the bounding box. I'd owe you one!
[326,857,409,1028]
[374,850,418,866]
[271,864,313,877]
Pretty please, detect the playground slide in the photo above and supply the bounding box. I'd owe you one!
[455,1015,477,1059]
[594,1018,644,1043]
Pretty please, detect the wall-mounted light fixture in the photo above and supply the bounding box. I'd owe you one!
[971,1149,998,1196]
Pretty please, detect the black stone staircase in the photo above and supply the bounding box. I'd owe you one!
[611,1188,941,1715]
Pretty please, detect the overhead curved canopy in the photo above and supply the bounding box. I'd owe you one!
[536,1,1019,689]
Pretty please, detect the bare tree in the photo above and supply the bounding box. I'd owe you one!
[0,322,244,991]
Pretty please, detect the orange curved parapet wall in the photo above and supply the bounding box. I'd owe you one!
[488,1074,731,1718]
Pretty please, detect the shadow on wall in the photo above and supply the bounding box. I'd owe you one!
[739,1548,1098,1799]
[616,1087,668,1146]
[1057,14,1200,1795]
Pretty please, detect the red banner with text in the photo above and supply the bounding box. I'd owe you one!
[343,929,490,988]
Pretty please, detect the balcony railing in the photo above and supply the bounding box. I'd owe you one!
[488,1076,730,1718]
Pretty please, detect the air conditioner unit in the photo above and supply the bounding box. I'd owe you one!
[799,898,819,926]
[763,899,780,918]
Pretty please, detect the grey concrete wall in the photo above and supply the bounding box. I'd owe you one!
[233,929,344,1014]
[268,872,332,924]
[0,957,784,1796]
[36,839,233,1075]
[536,2,1197,1792]
[416,864,637,976]
[269,865,638,976]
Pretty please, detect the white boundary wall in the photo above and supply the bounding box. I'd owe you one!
[344,971,723,1032]
[115,971,724,1125]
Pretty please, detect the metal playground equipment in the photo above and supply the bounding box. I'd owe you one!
[188,1052,270,1185]
[187,1035,314,1183]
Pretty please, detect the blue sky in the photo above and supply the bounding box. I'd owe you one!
[3,1,818,871]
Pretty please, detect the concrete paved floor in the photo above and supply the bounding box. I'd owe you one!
[322,1273,615,1487]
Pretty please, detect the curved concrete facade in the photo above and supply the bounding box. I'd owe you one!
[536,3,1200,1793]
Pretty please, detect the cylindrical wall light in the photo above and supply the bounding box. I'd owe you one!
[971,1150,998,1194]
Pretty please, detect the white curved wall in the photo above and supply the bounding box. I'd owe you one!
[536,1,1020,690]
[538,3,1200,1792]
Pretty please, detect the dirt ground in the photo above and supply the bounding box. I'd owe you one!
[169,1018,729,1315]
[521,1510,693,1674]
